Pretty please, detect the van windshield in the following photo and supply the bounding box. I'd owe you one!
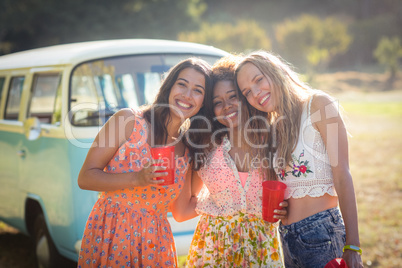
[70,54,221,126]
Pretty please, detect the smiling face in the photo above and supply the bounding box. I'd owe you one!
[236,62,276,113]
[168,67,206,120]
[212,80,240,128]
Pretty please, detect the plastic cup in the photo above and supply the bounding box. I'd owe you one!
[262,181,287,223]
[150,146,175,185]
[324,258,348,268]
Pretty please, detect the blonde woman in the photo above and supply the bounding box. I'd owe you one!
[235,51,363,268]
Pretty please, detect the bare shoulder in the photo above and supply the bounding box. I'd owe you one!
[309,92,345,132]
[102,108,137,144]
[310,93,337,113]
[112,108,136,121]
[108,108,135,128]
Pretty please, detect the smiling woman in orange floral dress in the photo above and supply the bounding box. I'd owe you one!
[77,58,212,267]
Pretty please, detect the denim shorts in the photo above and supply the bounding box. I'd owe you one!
[279,207,346,268]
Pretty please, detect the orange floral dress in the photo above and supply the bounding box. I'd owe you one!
[78,110,189,268]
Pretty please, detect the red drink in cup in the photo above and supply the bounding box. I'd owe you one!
[150,146,175,186]
[324,258,348,268]
[262,181,287,223]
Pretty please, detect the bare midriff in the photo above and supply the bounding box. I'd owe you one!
[282,194,339,226]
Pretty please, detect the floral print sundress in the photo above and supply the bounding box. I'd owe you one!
[186,136,284,268]
[186,212,283,268]
[78,110,189,268]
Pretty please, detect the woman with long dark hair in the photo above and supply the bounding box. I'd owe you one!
[77,58,212,267]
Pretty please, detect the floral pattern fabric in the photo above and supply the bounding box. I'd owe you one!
[78,110,188,268]
[188,135,284,267]
[196,136,265,217]
[186,212,283,268]
[277,150,313,180]
[274,95,337,199]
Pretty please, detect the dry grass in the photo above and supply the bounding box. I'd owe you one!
[1,71,401,268]
[180,84,402,267]
[314,71,402,93]
[333,90,402,268]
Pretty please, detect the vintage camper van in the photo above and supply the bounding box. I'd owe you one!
[0,39,227,267]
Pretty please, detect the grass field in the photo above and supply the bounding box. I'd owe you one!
[178,89,402,267]
[334,90,402,268]
[1,73,401,268]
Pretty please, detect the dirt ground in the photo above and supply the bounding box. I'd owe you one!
[0,224,37,268]
[0,71,401,267]
[0,222,77,268]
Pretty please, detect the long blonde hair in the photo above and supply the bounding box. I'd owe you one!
[234,51,316,179]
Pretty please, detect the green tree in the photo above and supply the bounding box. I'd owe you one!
[0,0,206,55]
[275,14,352,72]
[374,36,402,90]
[178,20,271,53]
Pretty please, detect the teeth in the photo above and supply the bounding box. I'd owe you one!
[226,112,237,118]
[259,94,270,105]
[177,100,191,108]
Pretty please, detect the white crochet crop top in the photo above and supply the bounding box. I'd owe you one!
[274,95,337,199]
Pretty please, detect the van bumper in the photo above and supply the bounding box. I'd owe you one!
[74,240,82,254]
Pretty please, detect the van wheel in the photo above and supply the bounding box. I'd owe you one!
[33,214,61,268]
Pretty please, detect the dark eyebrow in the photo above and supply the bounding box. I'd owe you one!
[213,89,236,100]
[177,77,205,90]
[197,84,205,90]
[212,93,223,100]
[177,78,188,83]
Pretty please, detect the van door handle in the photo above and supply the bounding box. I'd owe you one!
[17,150,26,158]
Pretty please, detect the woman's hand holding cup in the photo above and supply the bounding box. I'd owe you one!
[273,200,289,220]
[136,159,168,186]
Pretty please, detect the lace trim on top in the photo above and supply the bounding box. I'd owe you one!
[285,177,337,198]
[275,94,337,199]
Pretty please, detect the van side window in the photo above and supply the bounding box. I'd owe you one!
[28,74,61,124]
[0,77,5,102]
[52,77,62,125]
[4,76,25,120]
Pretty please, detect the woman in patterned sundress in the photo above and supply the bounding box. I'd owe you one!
[171,55,286,268]
[77,58,213,268]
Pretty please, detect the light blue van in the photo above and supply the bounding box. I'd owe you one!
[0,39,227,267]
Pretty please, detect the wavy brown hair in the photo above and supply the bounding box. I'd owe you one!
[234,51,315,180]
[142,57,213,166]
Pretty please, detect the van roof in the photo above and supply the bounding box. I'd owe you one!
[0,39,228,70]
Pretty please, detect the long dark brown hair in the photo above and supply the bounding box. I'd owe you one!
[142,57,213,166]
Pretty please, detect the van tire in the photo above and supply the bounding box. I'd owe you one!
[33,213,62,268]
